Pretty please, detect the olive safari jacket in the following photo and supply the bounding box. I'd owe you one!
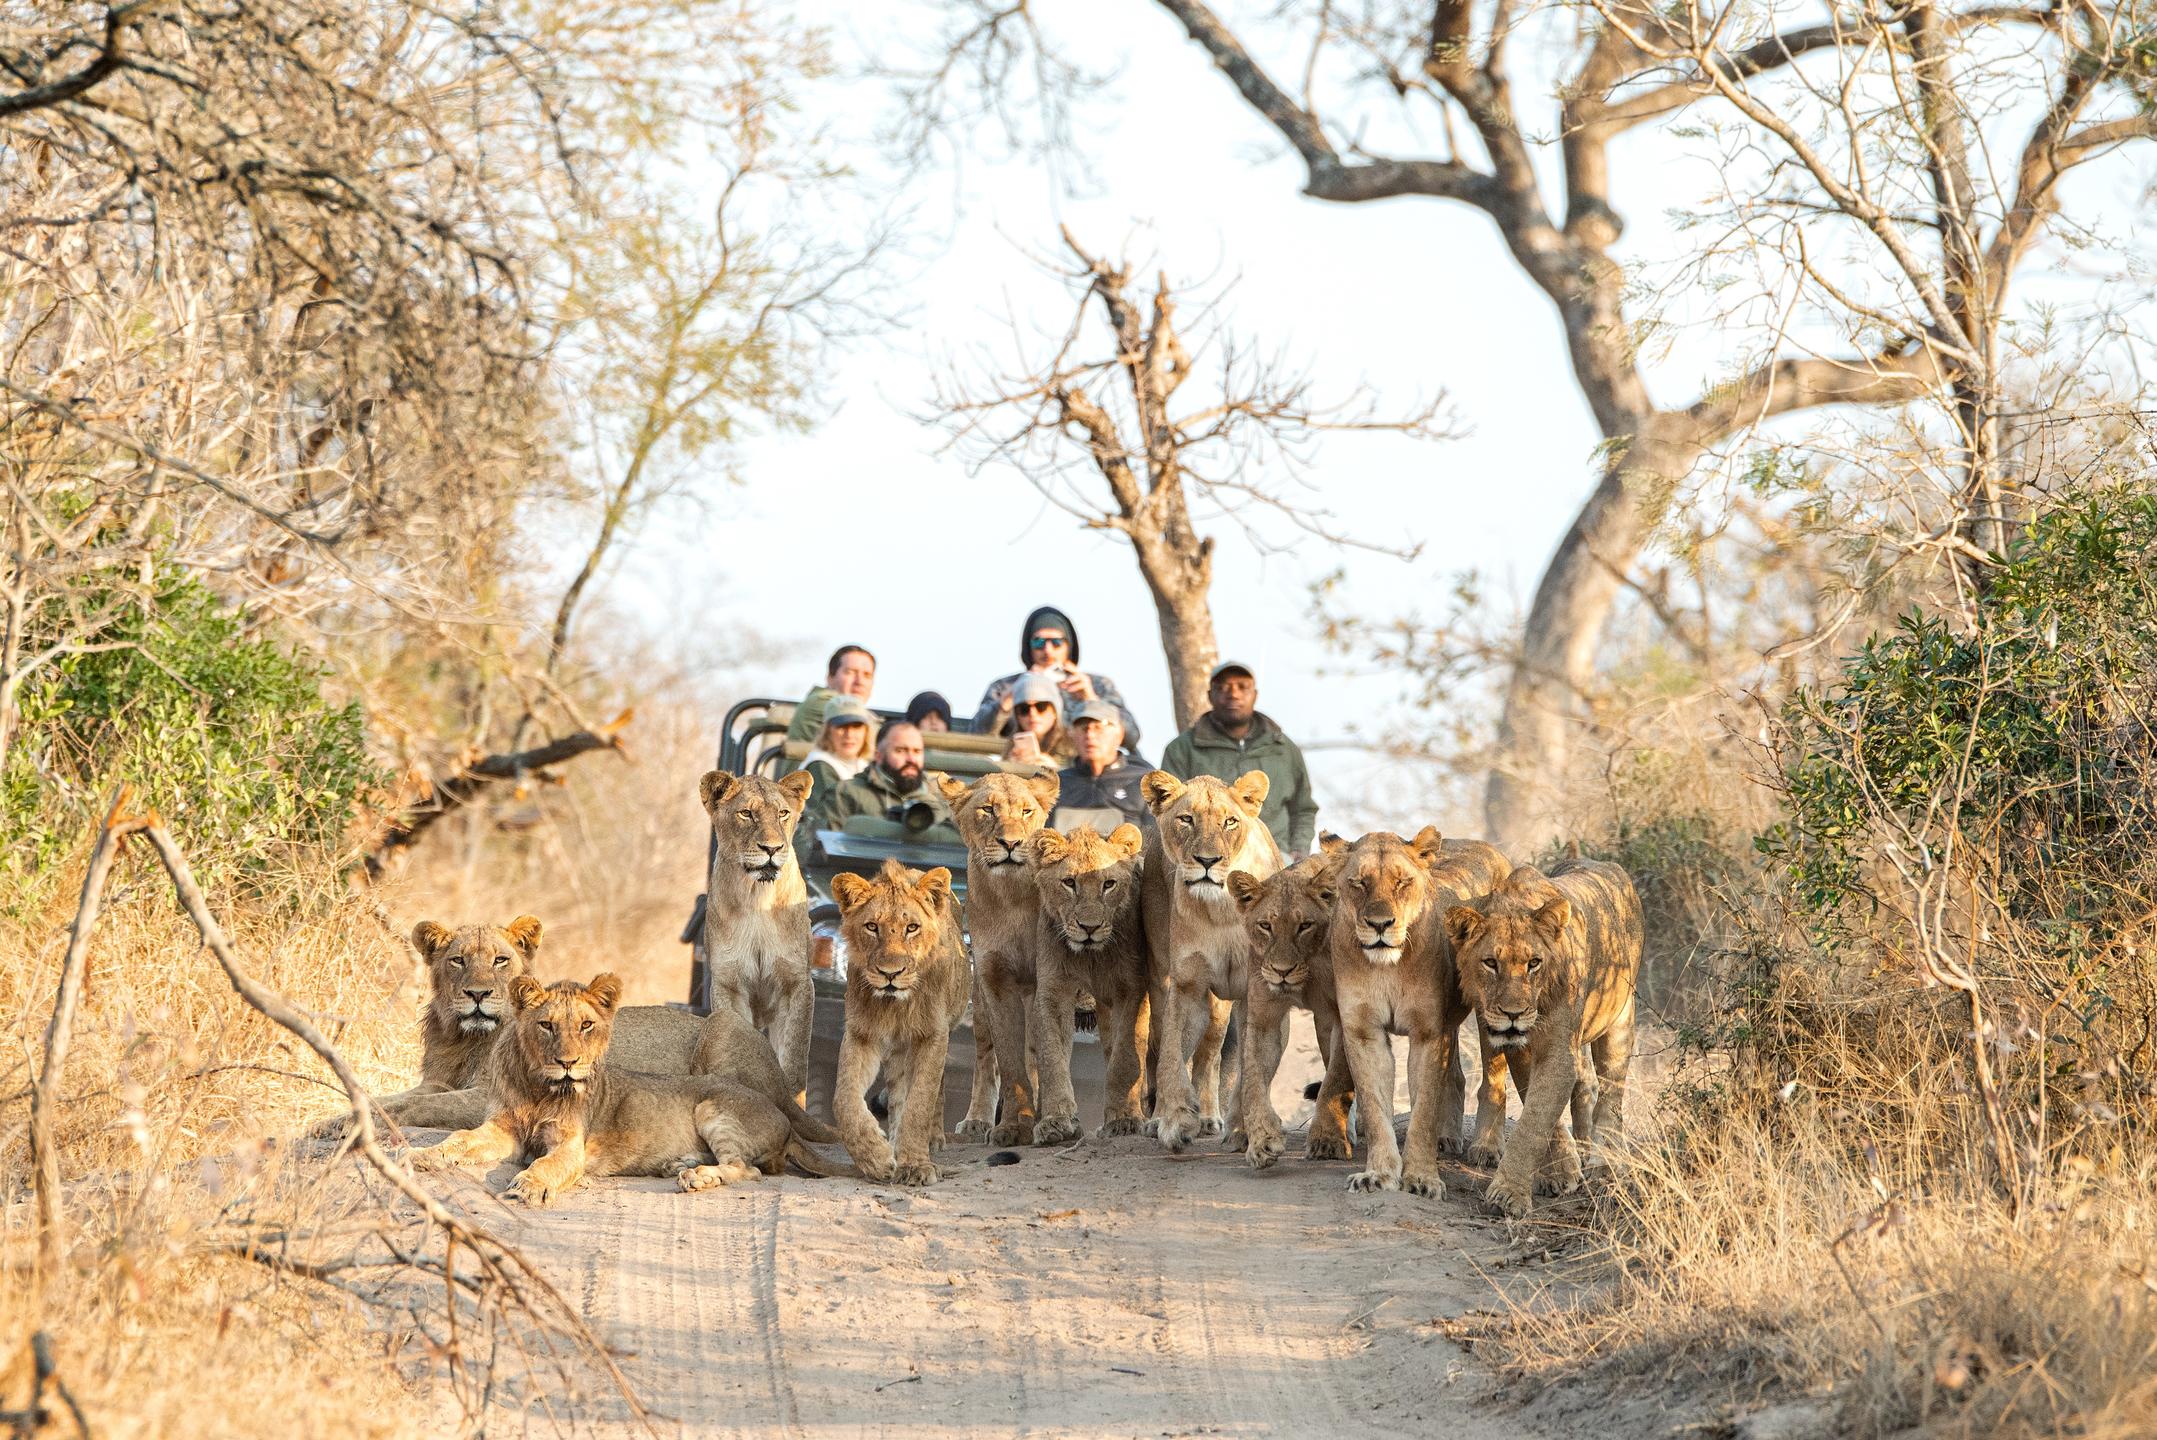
[1158,710,1318,856]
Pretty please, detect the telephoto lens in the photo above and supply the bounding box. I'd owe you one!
[898,800,937,834]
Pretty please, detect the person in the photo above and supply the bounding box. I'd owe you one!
[785,644,876,745]
[798,721,958,862]
[1160,661,1318,855]
[973,606,1140,751]
[904,691,954,734]
[1000,672,1073,768]
[798,697,874,802]
[1051,701,1152,831]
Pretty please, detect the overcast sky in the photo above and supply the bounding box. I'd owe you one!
[564,2,2157,835]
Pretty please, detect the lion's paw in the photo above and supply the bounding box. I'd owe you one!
[503,1170,560,1208]
[1402,1168,1446,1200]
[1096,1116,1146,1138]
[1466,1140,1503,1168]
[1348,1167,1401,1193]
[1484,1175,1534,1218]
[678,1161,757,1191]
[1140,1116,1162,1138]
[1034,1116,1083,1146]
[953,1118,993,1144]
[411,1143,473,1172]
[1245,1129,1285,1170]
[891,1158,940,1187]
[856,1150,897,1184]
[988,1119,1035,1148]
[1155,1106,1202,1154]
[1197,1114,1227,1139]
[1304,1129,1352,1162]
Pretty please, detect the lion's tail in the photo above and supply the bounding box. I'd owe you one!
[785,1138,854,1179]
[781,1095,843,1145]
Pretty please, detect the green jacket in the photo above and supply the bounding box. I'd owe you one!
[1159,711,1318,855]
[786,686,841,744]
[797,762,958,863]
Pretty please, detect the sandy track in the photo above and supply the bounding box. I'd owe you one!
[457,1092,1552,1438]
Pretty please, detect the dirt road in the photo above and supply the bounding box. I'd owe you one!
[452,1023,1559,1439]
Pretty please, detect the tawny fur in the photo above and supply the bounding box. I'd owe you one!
[829,860,973,1185]
[416,974,846,1205]
[1227,841,1355,1169]
[1140,770,1280,1153]
[1027,824,1151,1143]
[699,768,817,1098]
[939,771,1056,1145]
[1447,859,1643,1217]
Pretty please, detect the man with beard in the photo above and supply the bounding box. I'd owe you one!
[799,722,960,859]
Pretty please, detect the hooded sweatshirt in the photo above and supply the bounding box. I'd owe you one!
[971,604,1141,748]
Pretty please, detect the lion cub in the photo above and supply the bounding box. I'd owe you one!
[831,860,972,1186]
[699,768,818,1097]
[1027,824,1150,1143]
[1226,844,1356,1168]
[418,974,844,1205]
[1446,860,1642,1217]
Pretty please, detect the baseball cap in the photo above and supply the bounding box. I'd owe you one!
[1210,660,1255,684]
[824,696,873,726]
[1012,673,1062,706]
[1072,700,1121,727]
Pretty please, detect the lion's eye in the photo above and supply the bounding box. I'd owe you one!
[864,922,880,936]
[737,809,753,821]
[1296,922,1316,937]
[1483,958,1498,971]
[1255,922,1272,937]
[449,957,465,969]
[1021,807,1036,819]
[978,807,994,818]
[493,955,509,968]
[537,1021,555,1034]
[1177,815,1193,828]
[1225,817,1238,830]
[1062,879,1078,893]
[905,922,920,936]
[580,1020,594,1034]
[1527,956,1543,970]
[779,810,792,821]
[1101,878,1115,892]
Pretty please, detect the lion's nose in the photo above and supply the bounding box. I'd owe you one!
[1367,916,1396,936]
[464,988,490,1003]
[1077,921,1102,937]
[759,842,783,856]
[1193,853,1222,871]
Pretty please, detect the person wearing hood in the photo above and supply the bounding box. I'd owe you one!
[1160,661,1318,855]
[972,606,1141,751]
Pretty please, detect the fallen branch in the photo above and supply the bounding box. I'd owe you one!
[362,709,634,878]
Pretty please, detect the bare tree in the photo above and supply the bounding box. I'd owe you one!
[931,229,1449,729]
[916,0,2157,844]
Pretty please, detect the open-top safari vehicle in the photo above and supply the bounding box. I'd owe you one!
[682,696,1104,1125]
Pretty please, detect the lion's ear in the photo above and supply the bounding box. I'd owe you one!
[1226,870,1266,911]
[779,769,816,808]
[1317,832,1348,856]
[699,770,740,813]
[937,774,971,809]
[1444,906,1486,955]
[586,973,622,1013]
[1407,825,1444,867]
[1027,829,1069,867]
[509,976,548,1012]
[1108,823,1144,859]
[831,872,872,912]
[412,921,452,960]
[1026,772,1061,811]
[918,868,955,906]
[503,915,543,960]
[1140,771,1183,814]
[1530,896,1573,940]
[1231,770,1270,813]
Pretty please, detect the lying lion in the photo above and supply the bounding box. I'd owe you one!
[323,914,828,1143]
[417,973,846,1204]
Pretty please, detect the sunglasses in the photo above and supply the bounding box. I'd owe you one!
[1019,700,1056,713]
[1027,635,1068,650]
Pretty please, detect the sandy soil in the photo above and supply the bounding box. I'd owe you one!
[437,1018,1577,1439]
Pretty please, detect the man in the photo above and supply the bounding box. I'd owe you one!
[1052,701,1151,831]
[786,644,877,745]
[973,606,1141,750]
[1160,661,1318,854]
[798,721,958,861]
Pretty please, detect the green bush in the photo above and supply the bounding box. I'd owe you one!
[3,576,383,904]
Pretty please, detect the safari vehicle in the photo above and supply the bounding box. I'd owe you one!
[682,696,1104,1124]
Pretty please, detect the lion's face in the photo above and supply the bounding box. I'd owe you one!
[700,768,814,883]
[831,859,954,1001]
[1336,827,1446,966]
[413,916,542,1034]
[506,973,622,1094]
[939,772,1058,875]
[1229,856,1337,993]
[1447,872,1575,1050]
[1028,824,1143,952]
[1142,770,1270,901]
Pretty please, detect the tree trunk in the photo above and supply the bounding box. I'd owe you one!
[1130,532,1219,733]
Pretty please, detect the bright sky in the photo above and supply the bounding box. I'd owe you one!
[579,1,2157,835]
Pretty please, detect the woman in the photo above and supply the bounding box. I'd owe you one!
[800,697,874,800]
[972,605,1139,750]
[1000,672,1073,766]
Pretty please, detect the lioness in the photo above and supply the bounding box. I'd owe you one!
[1327,828,1511,1196]
[1141,770,1277,1152]
[831,860,971,1185]
[699,768,817,1097]
[418,974,845,1204]
[940,771,1057,1145]
[1446,859,1642,1217]
[1226,843,1355,1168]
[1028,824,1151,1143]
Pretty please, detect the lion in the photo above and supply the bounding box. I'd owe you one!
[1027,824,1151,1143]
[699,767,818,1097]
[1140,770,1279,1152]
[417,973,847,1204]
[1326,828,1512,1197]
[829,860,972,1185]
[1226,842,1355,1169]
[319,914,835,1141]
[939,771,1058,1145]
[1445,859,1642,1217]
